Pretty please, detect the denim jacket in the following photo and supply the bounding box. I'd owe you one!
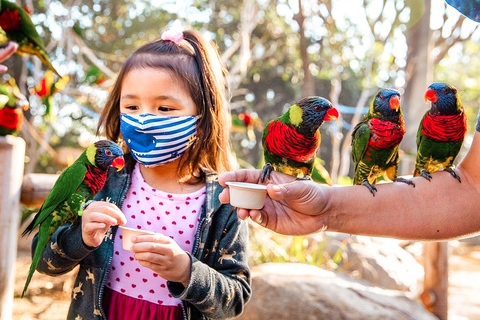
[32,161,251,320]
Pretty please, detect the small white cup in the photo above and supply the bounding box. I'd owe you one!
[119,226,156,251]
[225,181,268,210]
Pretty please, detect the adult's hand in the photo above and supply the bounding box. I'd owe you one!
[0,42,18,73]
[219,169,330,235]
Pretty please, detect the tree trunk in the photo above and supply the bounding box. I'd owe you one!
[295,0,315,97]
[399,0,433,176]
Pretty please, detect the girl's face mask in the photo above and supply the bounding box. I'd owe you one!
[120,113,198,167]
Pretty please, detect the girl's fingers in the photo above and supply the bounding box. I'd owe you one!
[218,188,230,204]
[85,202,127,225]
[132,234,170,244]
[85,211,119,226]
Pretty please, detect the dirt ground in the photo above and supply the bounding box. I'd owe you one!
[12,234,480,320]
[13,234,73,320]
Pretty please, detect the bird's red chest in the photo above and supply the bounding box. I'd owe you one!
[367,118,405,149]
[84,165,107,194]
[0,107,22,130]
[0,9,22,32]
[421,112,466,142]
[265,120,320,162]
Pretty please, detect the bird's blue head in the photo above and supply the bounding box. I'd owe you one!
[371,88,402,119]
[293,96,339,136]
[87,140,125,171]
[424,82,461,115]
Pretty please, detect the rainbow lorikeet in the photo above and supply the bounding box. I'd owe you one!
[351,88,414,196]
[0,77,28,136]
[21,140,125,297]
[414,82,467,182]
[261,96,339,181]
[32,69,70,120]
[0,0,60,77]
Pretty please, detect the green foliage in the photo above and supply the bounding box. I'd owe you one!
[248,222,345,271]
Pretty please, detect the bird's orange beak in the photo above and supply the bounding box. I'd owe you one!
[324,107,339,122]
[112,157,125,172]
[424,89,437,103]
[389,96,400,111]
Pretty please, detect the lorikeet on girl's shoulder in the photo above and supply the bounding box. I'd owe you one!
[22,140,125,297]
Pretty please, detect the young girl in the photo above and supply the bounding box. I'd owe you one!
[32,29,251,320]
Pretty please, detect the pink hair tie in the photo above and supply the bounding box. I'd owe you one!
[161,30,184,45]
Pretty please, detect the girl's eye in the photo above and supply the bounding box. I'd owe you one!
[158,106,172,112]
[125,105,139,110]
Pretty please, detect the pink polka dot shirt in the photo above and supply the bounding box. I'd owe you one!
[106,163,205,306]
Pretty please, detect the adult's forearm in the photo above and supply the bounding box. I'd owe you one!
[324,168,480,240]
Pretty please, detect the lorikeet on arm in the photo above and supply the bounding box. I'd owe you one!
[351,88,414,196]
[414,82,467,182]
[21,140,125,297]
[261,96,339,182]
[0,0,60,77]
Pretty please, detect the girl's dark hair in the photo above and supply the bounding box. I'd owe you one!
[97,30,232,182]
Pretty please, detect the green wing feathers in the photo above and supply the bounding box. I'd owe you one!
[22,162,87,234]
[351,121,370,174]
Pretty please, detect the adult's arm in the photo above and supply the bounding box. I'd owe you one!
[219,132,480,240]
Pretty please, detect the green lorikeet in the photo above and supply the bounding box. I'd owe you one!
[414,82,467,182]
[21,140,125,297]
[0,0,60,77]
[0,77,28,136]
[261,96,339,181]
[351,88,414,196]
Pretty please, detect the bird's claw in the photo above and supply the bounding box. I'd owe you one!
[395,177,415,188]
[419,169,432,181]
[0,41,11,49]
[296,175,312,181]
[261,163,274,183]
[362,179,377,196]
[445,167,461,183]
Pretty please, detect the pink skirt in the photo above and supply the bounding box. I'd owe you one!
[103,287,183,320]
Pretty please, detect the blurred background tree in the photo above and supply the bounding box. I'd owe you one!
[2,0,479,183]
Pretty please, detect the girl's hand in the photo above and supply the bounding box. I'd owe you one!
[131,234,191,287]
[81,201,127,247]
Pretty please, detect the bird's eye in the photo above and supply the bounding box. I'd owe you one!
[379,95,385,100]
[442,88,449,94]
[105,150,113,156]
[314,106,321,112]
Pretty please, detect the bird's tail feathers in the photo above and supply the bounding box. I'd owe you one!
[22,229,49,297]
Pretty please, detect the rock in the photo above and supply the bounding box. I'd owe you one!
[458,235,480,246]
[320,233,424,294]
[239,263,437,320]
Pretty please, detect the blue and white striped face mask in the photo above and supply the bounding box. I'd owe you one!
[120,113,198,168]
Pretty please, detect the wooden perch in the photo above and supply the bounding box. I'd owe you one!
[20,173,60,208]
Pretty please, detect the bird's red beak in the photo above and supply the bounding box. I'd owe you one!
[389,96,400,111]
[324,107,339,122]
[424,89,437,103]
[112,157,125,172]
